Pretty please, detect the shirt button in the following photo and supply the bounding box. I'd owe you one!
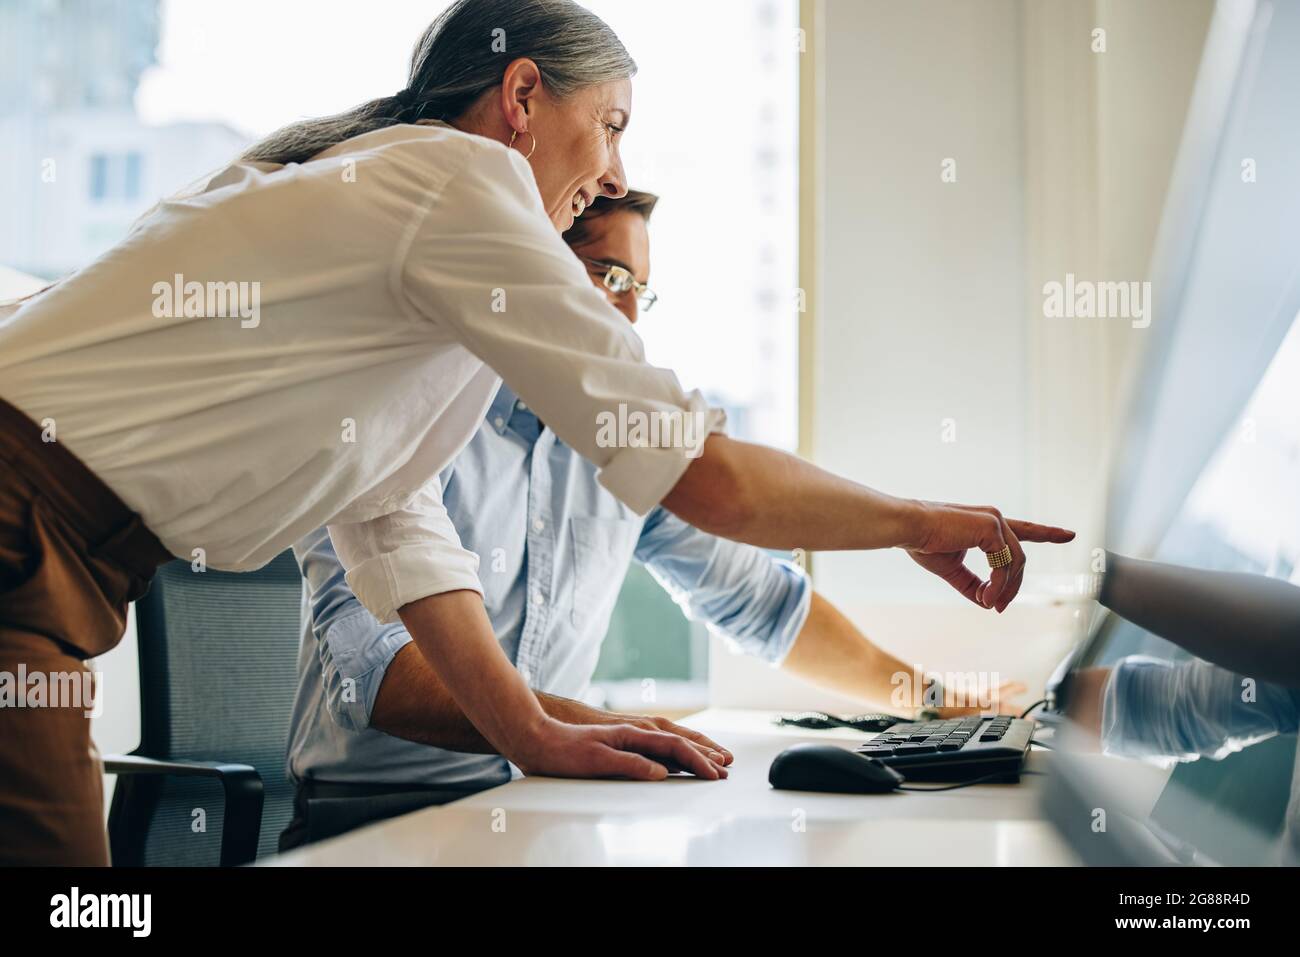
[531,588,545,606]
[519,667,532,684]
[516,400,528,411]
[493,416,505,429]
[532,518,545,533]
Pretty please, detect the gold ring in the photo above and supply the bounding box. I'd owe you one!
[986,545,1013,569]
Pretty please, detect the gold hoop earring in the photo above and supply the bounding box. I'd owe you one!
[509,129,537,160]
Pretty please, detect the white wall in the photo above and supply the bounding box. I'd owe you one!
[712,0,1213,710]
[814,0,1031,607]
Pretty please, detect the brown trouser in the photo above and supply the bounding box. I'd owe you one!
[0,398,171,865]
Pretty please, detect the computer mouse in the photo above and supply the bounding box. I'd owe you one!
[768,743,905,794]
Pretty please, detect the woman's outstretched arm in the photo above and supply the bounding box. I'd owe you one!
[665,435,1077,614]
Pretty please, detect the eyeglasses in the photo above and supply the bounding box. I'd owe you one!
[579,257,658,312]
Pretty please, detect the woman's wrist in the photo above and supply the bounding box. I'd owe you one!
[889,496,931,551]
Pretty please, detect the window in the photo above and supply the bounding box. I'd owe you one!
[123,151,142,200]
[89,153,109,201]
[580,0,800,453]
[86,151,144,203]
[577,0,800,707]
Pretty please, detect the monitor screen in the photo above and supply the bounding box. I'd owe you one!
[1074,307,1300,864]
[1082,307,1300,670]
[1054,0,1300,866]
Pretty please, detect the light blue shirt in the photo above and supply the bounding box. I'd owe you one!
[287,385,811,788]
[1102,655,1300,862]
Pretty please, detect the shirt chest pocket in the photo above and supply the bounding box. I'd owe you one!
[569,516,642,632]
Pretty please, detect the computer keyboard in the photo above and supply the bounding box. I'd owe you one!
[854,715,1035,782]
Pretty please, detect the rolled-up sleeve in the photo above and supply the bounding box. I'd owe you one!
[327,478,482,624]
[1101,655,1300,763]
[293,526,413,731]
[634,507,811,664]
[397,138,726,516]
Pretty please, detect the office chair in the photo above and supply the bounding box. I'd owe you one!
[105,551,303,866]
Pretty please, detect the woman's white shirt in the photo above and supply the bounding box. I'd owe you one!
[0,123,723,623]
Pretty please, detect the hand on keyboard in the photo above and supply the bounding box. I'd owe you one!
[931,680,1028,718]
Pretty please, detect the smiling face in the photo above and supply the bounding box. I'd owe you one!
[457,60,633,233]
[568,208,651,324]
[527,77,632,231]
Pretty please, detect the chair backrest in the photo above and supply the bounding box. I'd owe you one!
[128,551,303,864]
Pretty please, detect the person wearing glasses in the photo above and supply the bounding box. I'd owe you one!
[282,189,1027,848]
[567,192,659,319]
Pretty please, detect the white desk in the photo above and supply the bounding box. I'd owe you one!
[269,709,1080,866]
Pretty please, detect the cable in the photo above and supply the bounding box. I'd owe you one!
[1018,698,1048,719]
[898,771,1018,791]
[900,767,1047,790]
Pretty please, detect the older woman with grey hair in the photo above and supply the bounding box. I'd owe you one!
[0,0,1071,864]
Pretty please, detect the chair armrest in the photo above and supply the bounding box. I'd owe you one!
[104,754,257,778]
[104,754,265,866]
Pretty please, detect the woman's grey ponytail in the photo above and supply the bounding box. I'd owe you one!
[241,0,636,166]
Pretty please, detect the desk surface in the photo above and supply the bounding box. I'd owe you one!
[269,709,1080,866]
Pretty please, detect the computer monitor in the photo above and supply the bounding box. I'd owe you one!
[1044,0,1300,866]
[1050,301,1300,865]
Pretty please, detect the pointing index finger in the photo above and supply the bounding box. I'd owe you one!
[1006,519,1075,544]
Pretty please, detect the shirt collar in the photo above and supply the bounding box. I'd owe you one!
[486,383,540,436]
